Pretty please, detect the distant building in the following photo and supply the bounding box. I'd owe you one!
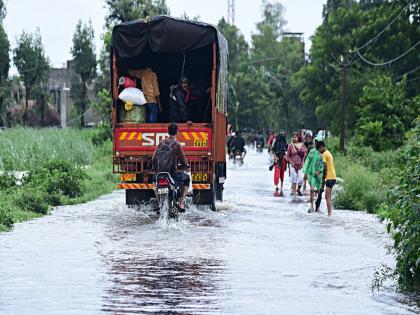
[48,60,99,128]
[282,32,305,59]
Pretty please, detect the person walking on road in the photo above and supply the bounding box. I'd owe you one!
[287,132,307,198]
[269,131,288,196]
[302,139,324,212]
[267,131,276,154]
[302,131,314,194]
[317,141,336,216]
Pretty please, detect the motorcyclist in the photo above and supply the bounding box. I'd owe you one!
[255,133,265,149]
[230,130,246,158]
[152,123,190,211]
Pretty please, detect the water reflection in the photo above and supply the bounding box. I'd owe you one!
[102,253,225,314]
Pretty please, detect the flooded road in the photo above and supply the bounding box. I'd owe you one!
[0,149,418,314]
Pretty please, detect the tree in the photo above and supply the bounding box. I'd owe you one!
[356,75,418,150]
[91,88,112,125]
[71,20,97,128]
[13,30,49,124]
[294,0,420,143]
[247,1,305,132]
[217,18,249,74]
[105,0,170,27]
[217,17,250,129]
[0,0,9,126]
[251,1,286,69]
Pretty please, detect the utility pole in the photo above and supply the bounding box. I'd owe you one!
[339,53,349,153]
[227,0,235,25]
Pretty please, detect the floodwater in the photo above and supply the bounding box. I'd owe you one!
[0,149,418,314]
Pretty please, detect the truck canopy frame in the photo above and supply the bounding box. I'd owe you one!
[111,15,228,117]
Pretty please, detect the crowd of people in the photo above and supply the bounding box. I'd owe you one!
[233,128,337,217]
[269,129,336,216]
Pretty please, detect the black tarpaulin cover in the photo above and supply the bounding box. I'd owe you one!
[112,15,225,58]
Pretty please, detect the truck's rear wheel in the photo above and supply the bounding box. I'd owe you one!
[192,189,216,211]
[126,189,154,206]
[216,182,223,201]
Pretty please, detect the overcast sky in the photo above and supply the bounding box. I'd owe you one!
[4,0,326,69]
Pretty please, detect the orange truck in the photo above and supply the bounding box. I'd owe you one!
[111,16,229,209]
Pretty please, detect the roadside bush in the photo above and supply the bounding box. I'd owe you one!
[91,125,112,146]
[382,122,420,292]
[334,163,383,213]
[0,172,17,190]
[0,207,14,230]
[344,140,400,171]
[13,188,49,215]
[27,159,87,198]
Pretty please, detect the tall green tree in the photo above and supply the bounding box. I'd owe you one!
[249,1,305,132]
[0,0,9,126]
[71,20,97,128]
[95,0,170,124]
[251,0,286,69]
[294,0,420,140]
[105,0,170,27]
[356,75,418,150]
[217,17,250,129]
[13,30,49,124]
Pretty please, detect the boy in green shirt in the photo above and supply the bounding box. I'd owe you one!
[302,140,324,213]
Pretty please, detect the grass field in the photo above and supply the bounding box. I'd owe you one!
[0,128,118,231]
[0,128,95,171]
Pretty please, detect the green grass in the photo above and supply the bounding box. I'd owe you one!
[327,137,401,213]
[0,128,118,231]
[0,128,95,171]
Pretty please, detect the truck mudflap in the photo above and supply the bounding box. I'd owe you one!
[115,126,212,152]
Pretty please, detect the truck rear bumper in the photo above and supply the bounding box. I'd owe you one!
[117,183,211,190]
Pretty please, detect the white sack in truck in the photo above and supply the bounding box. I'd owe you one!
[119,87,147,106]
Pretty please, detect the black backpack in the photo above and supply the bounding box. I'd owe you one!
[155,139,176,173]
[273,136,286,158]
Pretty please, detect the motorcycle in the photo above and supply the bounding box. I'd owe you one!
[256,141,264,153]
[155,172,182,219]
[231,147,246,163]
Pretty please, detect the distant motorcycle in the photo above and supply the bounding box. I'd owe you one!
[231,147,246,163]
[155,172,182,219]
[256,141,264,153]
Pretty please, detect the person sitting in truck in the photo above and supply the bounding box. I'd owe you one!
[129,68,162,123]
[187,79,211,123]
[152,123,190,211]
[169,78,189,123]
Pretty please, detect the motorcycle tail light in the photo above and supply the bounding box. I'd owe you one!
[158,178,169,187]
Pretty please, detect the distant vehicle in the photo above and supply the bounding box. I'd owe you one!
[232,148,246,164]
[111,16,228,209]
[315,130,332,139]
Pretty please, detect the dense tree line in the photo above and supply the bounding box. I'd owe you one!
[292,0,419,151]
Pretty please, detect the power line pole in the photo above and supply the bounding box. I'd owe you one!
[339,53,349,153]
[227,0,235,25]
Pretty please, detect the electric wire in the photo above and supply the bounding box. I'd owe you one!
[356,40,420,66]
[353,0,414,52]
[395,64,420,79]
